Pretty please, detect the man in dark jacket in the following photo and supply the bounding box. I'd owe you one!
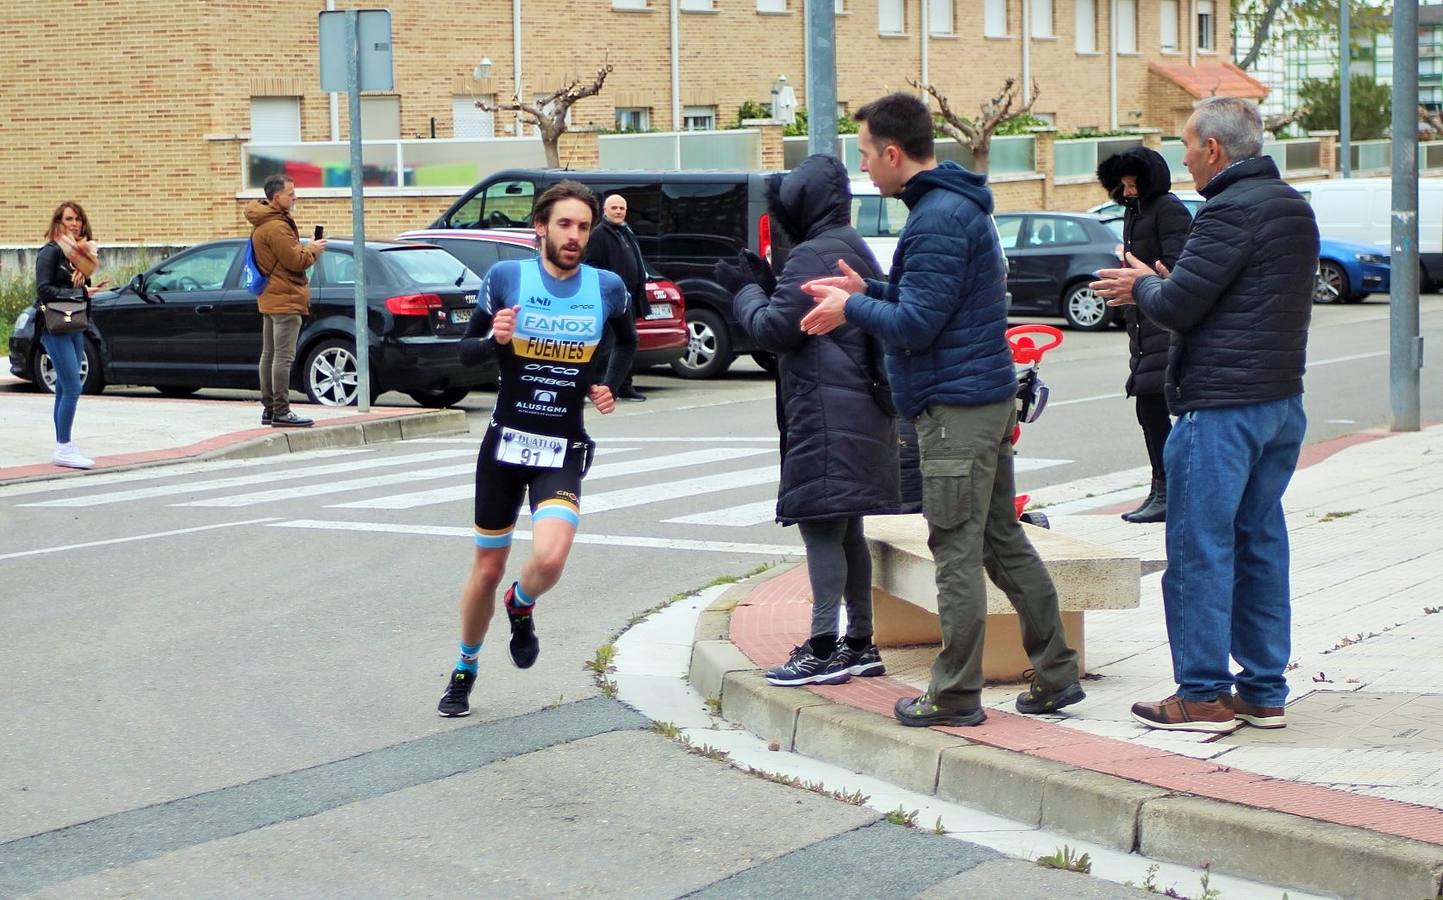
[715,153,899,688]
[582,194,651,401]
[802,92,1084,728]
[1096,147,1192,523]
[1093,96,1318,734]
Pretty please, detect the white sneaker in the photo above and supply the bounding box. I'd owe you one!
[53,443,95,469]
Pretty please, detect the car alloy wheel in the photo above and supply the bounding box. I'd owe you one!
[1313,261,1348,304]
[305,339,361,406]
[36,339,103,395]
[1062,283,1110,331]
[670,308,733,379]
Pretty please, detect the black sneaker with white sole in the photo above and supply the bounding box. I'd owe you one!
[437,668,476,717]
[833,642,886,677]
[765,643,851,687]
[504,584,540,669]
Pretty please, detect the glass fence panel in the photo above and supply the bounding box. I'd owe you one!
[679,130,760,169]
[1096,137,1144,164]
[988,136,1035,175]
[1426,142,1443,171]
[1357,141,1390,171]
[246,142,401,189]
[1285,140,1321,172]
[402,139,545,187]
[599,133,681,169]
[1053,140,1098,179]
[1263,143,1288,173]
[1160,140,1187,176]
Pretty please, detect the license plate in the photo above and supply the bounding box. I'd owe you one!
[451,308,472,323]
[645,303,673,320]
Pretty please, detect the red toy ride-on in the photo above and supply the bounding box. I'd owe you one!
[1006,323,1064,529]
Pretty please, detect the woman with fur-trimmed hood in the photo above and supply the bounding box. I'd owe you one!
[1096,147,1192,523]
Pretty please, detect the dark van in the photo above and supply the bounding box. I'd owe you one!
[430,168,782,379]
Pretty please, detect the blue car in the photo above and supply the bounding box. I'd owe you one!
[1315,235,1390,304]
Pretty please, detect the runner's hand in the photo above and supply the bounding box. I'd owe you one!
[492,306,517,344]
[590,384,616,414]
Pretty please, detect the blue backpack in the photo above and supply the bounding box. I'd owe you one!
[241,237,271,296]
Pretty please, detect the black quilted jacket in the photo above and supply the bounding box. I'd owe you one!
[1133,156,1318,414]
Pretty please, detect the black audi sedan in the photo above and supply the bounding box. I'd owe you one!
[993,212,1126,331]
[8,238,492,407]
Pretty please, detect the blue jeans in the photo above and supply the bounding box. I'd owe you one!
[1161,395,1306,706]
[40,330,85,444]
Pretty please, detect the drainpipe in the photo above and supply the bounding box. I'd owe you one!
[1022,0,1032,104]
[513,0,523,136]
[327,0,339,140]
[670,0,681,130]
[1189,0,1197,66]
[920,0,930,95]
[1109,0,1119,130]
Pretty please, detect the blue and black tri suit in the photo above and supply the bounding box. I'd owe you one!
[459,258,636,548]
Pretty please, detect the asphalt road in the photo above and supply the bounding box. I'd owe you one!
[1,296,1435,896]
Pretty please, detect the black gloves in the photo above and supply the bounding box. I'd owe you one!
[738,249,777,295]
[713,250,778,296]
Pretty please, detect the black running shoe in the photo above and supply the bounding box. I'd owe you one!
[894,693,987,727]
[1014,669,1087,715]
[437,668,476,717]
[833,642,886,677]
[505,585,540,669]
[765,643,851,687]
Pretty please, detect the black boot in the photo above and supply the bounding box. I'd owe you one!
[1124,478,1167,523]
[1121,481,1157,522]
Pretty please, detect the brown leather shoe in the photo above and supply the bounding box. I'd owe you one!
[1130,694,1239,733]
[1227,694,1286,729]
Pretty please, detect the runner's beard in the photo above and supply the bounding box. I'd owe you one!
[542,235,583,272]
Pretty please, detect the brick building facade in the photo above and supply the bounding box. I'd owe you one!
[0,0,1233,247]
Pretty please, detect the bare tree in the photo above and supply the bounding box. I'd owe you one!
[1235,0,1288,71]
[1234,0,1393,72]
[907,76,1040,174]
[478,61,614,167]
[1264,105,1311,136]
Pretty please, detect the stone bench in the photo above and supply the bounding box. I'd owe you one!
[864,514,1141,680]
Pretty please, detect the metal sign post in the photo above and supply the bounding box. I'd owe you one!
[1340,0,1351,178]
[319,9,392,412]
[1389,0,1421,432]
[805,0,838,158]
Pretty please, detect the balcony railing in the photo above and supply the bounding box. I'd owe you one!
[1342,139,1392,174]
[786,134,1037,177]
[242,137,547,192]
[1264,138,1324,176]
[1053,136,1146,180]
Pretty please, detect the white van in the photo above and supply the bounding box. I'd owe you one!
[1299,178,1443,290]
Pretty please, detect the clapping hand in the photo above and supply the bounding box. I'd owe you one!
[798,258,866,335]
[1090,252,1168,307]
[738,249,777,295]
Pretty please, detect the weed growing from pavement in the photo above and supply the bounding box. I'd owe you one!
[883,806,919,827]
[651,720,682,739]
[1036,845,1092,874]
[742,768,869,806]
[1316,509,1360,523]
[1123,861,1228,899]
[597,677,618,698]
[676,734,730,761]
[585,642,617,676]
[704,695,722,716]
[931,817,948,835]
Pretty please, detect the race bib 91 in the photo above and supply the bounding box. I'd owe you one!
[495,426,566,468]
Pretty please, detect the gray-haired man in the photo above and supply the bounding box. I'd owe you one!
[1091,97,1318,734]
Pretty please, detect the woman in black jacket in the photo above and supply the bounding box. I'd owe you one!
[716,154,902,687]
[1096,148,1192,522]
[35,201,106,469]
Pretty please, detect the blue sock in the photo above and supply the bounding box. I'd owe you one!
[457,641,481,673]
[510,581,536,609]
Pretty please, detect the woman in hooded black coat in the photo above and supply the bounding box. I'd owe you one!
[1096,147,1192,523]
[715,153,902,687]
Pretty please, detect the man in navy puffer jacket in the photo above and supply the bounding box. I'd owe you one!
[1093,97,1317,735]
[803,92,1084,727]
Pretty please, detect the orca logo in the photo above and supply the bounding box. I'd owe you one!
[525,363,579,375]
[533,389,558,403]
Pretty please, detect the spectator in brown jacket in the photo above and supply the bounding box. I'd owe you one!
[245,174,326,427]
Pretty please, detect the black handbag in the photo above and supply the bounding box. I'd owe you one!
[40,288,88,334]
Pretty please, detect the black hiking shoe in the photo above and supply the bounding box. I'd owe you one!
[505,584,540,669]
[894,693,987,727]
[765,642,851,687]
[260,409,272,426]
[1014,669,1087,715]
[833,642,886,677]
[437,668,476,717]
[271,411,314,428]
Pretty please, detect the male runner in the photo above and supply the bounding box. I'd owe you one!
[439,180,637,717]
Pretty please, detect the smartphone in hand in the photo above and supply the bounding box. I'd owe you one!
[314,225,325,241]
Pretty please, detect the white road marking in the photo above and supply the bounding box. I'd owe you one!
[1013,457,1072,472]
[21,449,474,508]
[268,519,802,556]
[174,463,478,507]
[573,466,780,515]
[0,518,281,562]
[1049,392,1125,407]
[0,448,375,499]
[1309,350,1388,367]
[329,446,772,510]
[406,436,782,444]
[665,500,778,527]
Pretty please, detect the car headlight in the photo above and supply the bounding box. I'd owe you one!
[1355,253,1388,265]
[14,308,31,329]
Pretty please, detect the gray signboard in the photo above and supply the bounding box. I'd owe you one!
[318,9,393,93]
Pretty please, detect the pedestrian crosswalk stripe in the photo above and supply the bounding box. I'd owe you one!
[328,446,773,510]
[663,500,778,527]
[268,519,801,557]
[174,462,481,508]
[568,465,780,515]
[20,449,473,508]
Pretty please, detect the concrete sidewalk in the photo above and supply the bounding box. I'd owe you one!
[0,375,468,483]
[694,424,1443,898]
